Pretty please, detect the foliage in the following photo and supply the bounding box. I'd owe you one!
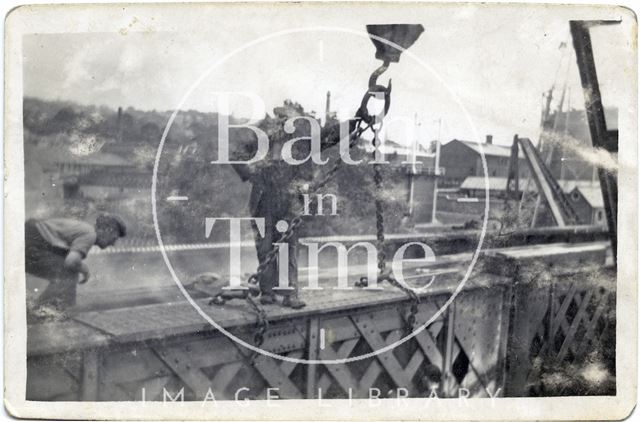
[24,97,410,244]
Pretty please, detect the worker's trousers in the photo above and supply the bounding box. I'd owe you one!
[251,210,299,298]
[25,219,78,308]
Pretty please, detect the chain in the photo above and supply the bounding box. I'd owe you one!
[242,122,369,290]
[246,215,305,287]
[384,274,421,335]
[370,126,421,335]
[244,293,269,364]
[211,119,371,361]
[210,63,424,349]
[309,122,371,192]
[372,126,387,274]
[245,294,269,345]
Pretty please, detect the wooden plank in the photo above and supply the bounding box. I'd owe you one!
[33,268,505,356]
[68,266,489,348]
[73,285,208,313]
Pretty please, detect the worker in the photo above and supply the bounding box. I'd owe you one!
[25,214,127,310]
[232,101,353,309]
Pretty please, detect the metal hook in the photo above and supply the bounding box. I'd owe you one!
[368,60,391,88]
[357,60,393,126]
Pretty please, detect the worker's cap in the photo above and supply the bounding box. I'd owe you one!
[96,214,127,237]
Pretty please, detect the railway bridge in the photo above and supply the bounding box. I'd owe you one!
[27,225,615,401]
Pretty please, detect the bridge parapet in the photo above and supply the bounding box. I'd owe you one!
[27,242,614,401]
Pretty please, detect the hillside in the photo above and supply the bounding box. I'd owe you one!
[23,97,411,244]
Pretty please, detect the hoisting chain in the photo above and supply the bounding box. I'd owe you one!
[242,119,370,295]
[211,60,421,352]
[369,124,421,336]
[244,293,269,364]
[209,117,371,360]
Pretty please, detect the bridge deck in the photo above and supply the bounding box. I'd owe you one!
[26,241,614,401]
[29,257,476,355]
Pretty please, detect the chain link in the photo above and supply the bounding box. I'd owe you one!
[245,293,269,364]
[372,127,387,274]
[371,126,421,335]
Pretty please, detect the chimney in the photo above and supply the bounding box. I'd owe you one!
[325,91,331,126]
[486,134,493,145]
[116,107,123,143]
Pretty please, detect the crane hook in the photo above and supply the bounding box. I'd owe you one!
[357,60,392,126]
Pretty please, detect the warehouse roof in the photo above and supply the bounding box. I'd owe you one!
[460,176,535,191]
[460,176,604,209]
[573,186,604,209]
[77,171,150,188]
[558,180,600,193]
[445,139,525,159]
[53,151,132,167]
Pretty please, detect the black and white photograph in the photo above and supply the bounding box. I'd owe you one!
[3,2,637,420]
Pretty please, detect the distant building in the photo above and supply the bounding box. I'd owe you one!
[51,151,134,176]
[74,171,150,200]
[541,108,617,181]
[360,138,441,172]
[45,148,148,201]
[458,175,605,226]
[439,136,528,187]
[351,137,441,224]
[60,171,150,201]
[566,185,606,227]
[459,176,535,198]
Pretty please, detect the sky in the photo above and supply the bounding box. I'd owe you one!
[22,3,632,148]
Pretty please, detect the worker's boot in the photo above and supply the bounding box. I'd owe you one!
[260,293,276,305]
[282,295,306,309]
